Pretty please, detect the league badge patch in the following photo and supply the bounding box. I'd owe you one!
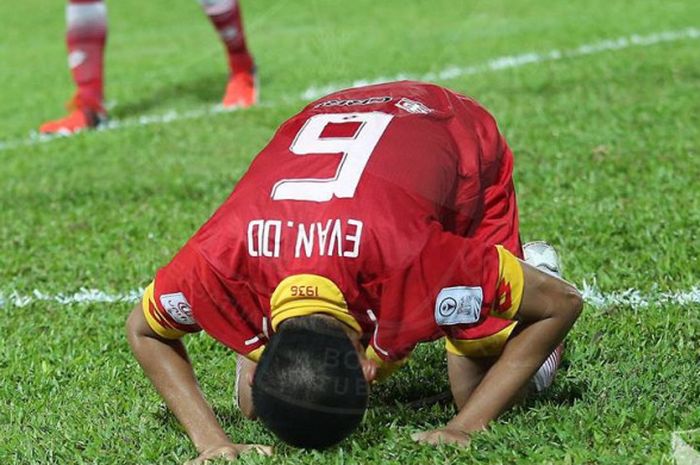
[435,286,482,326]
[159,292,196,325]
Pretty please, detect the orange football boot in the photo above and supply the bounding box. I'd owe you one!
[39,95,107,135]
[222,70,258,109]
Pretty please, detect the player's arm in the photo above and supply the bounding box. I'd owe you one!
[125,304,271,462]
[234,354,258,420]
[414,261,583,445]
[449,262,582,429]
[445,354,496,410]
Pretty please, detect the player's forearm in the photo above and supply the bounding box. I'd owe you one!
[127,329,231,452]
[447,312,576,432]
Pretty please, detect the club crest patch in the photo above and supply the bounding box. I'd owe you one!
[434,286,483,326]
[159,292,195,325]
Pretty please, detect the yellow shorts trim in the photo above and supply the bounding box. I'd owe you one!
[445,321,518,358]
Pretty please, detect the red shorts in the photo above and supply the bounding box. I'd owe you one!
[446,142,523,358]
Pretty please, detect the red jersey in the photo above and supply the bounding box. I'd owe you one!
[143,81,524,374]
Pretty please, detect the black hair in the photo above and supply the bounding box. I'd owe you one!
[252,316,368,449]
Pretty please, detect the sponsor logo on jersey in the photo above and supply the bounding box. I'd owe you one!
[159,292,196,325]
[395,98,432,114]
[314,96,392,108]
[434,286,482,326]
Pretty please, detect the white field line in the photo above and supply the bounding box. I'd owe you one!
[0,288,145,308]
[298,27,700,101]
[1,27,698,153]
[580,282,700,308]
[0,283,699,309]
[672,430,700,465]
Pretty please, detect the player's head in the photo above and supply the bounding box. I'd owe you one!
[252,315,372,449]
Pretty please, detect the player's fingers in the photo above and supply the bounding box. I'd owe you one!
[183,446,240,465]
[238,444,274,456]
[410,431,434,443]
[411,430,470,446]
[183,454,218,465]
[450,433,471,446]
[183,456,216,465]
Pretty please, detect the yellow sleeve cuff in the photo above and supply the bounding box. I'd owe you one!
[366,345,408,383]
[244,346,265,363]
[142,281,187,340]
[493,245,524,320]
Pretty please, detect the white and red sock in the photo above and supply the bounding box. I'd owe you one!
[532,344,564,392]
[199,0,254,75]
[66,0,107,111]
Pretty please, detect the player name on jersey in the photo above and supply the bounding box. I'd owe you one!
[247,218,363,259]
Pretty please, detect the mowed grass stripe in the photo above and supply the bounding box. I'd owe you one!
[1,26,698,153]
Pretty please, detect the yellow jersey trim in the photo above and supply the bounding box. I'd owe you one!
[494,245,524,320]
[445,321,518,358]
[365,345,407,383]
[244,346,265,363]
[142,281,186,340]
[270,274,361,333]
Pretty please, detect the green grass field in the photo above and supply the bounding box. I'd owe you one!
[1,1,699,463]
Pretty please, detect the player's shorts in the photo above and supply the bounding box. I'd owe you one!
[446,142,523,359]
[469,144,521,255]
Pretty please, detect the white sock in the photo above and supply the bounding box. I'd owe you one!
[532,346,563,392]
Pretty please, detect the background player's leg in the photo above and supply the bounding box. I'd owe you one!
[67,0,107,112]
[40,0,108,134]
[198,0,257,108]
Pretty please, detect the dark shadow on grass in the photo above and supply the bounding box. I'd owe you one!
[152,403,255,435]
[111,73,226,118]
[528,360,588,406]
[531,379,588,406]
[211,405,246,428]
[518,365,589,410]
[370,383,453,409]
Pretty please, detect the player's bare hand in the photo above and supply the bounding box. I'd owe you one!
[411,428,471,446]
[184,443,273,464]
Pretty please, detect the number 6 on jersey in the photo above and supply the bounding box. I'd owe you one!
[271,112,394,202]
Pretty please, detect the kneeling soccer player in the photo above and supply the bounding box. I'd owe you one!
[126,81,583,462]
